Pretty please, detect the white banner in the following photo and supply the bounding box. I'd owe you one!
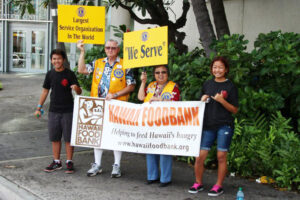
[71,96,205,156]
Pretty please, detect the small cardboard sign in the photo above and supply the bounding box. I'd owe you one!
[58,5,105,44]
[123,26,168,69]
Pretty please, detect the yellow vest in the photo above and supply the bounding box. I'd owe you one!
[90,58,129,101]
[144,81,176,103]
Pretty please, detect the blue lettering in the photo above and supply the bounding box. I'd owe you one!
[146,47,150,57]
[134,49,138,59]
[141,45,146,58]
[158,46,162,56]
[140,45,163,58]
[126,47,133,60]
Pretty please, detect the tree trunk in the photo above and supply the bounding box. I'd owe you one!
[49,0,70,68]
[167,25,188,54]
[210,0,230,39]
[173,30,188,54]
[191,0,216,56]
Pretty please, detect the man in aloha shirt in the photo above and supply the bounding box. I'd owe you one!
[77,39,136,178]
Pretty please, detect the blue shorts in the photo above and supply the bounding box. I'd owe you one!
[200,125,233,152]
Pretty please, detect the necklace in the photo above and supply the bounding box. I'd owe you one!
[154,81,168,97]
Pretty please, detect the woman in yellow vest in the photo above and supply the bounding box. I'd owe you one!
[138,65,180,187]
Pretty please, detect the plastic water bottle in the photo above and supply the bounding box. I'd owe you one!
[236,187,244,200]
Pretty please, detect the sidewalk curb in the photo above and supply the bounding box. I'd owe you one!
[0,176,41,200]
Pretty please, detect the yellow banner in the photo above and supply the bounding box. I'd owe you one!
[123,26,168,69]
[58,5,105,44]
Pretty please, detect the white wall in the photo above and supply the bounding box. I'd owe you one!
[187,0,300,50]
[109,7,131,44]
[242,0,300,49]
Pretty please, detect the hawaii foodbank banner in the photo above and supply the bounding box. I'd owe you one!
[123,26,168,69]
[58,5,105,44]
[71,96,106,148]
[71,96,205,157]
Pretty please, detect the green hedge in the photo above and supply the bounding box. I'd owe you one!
[229,112,300,191]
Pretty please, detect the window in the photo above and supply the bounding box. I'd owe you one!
[9,0,47,20]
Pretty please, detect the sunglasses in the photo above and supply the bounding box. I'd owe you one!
[105,46,118,50]
[155,71,167,75]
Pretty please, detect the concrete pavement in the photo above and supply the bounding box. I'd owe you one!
[0,73,299,200]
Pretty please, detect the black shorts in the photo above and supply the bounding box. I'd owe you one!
[48,112,73,142]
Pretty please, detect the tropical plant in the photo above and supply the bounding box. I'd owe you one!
[251,31,300,132]
[228,112,300,191]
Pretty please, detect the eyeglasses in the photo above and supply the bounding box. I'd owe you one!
[155,71,167,75]
[105,46,118,50]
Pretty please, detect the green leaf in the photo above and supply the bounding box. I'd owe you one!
[114,33,123,38]
[119,24,127,32]
[27,3,35,14]
[142,7,146,17]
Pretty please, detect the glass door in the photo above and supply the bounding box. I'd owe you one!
[31,30,46,72]
[9,26,47,73]
[0,26,2,71]
[11,30,27,71]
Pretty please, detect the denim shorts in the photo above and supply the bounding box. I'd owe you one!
[200,125,233,152]
[48,112,73,142]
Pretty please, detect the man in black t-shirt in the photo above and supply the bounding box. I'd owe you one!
[35,49,82,174]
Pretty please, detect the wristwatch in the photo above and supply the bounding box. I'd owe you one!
[113,93,119,98]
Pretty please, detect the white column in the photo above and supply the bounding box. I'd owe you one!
[109,7,131,43]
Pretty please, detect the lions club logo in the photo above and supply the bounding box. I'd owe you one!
[77,7,86,17]
[161,92,172,100]
[141,32,149,42]
[114,69,124,78]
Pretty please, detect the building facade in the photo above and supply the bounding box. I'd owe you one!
[0,0,52,73]
[0,0,129,73]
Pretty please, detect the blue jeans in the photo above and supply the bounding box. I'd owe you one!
[200,125,233,152]
[146,154,172,183]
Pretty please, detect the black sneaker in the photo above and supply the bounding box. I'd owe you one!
[159,181,172,187]
[44,160,62,172]
[146,179,160,185]
[65,161,75,174]
[188,183,204,193]
[208,185,224,196]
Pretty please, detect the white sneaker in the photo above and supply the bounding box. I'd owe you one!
[87,163,102,177]
[111,164,121,178]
